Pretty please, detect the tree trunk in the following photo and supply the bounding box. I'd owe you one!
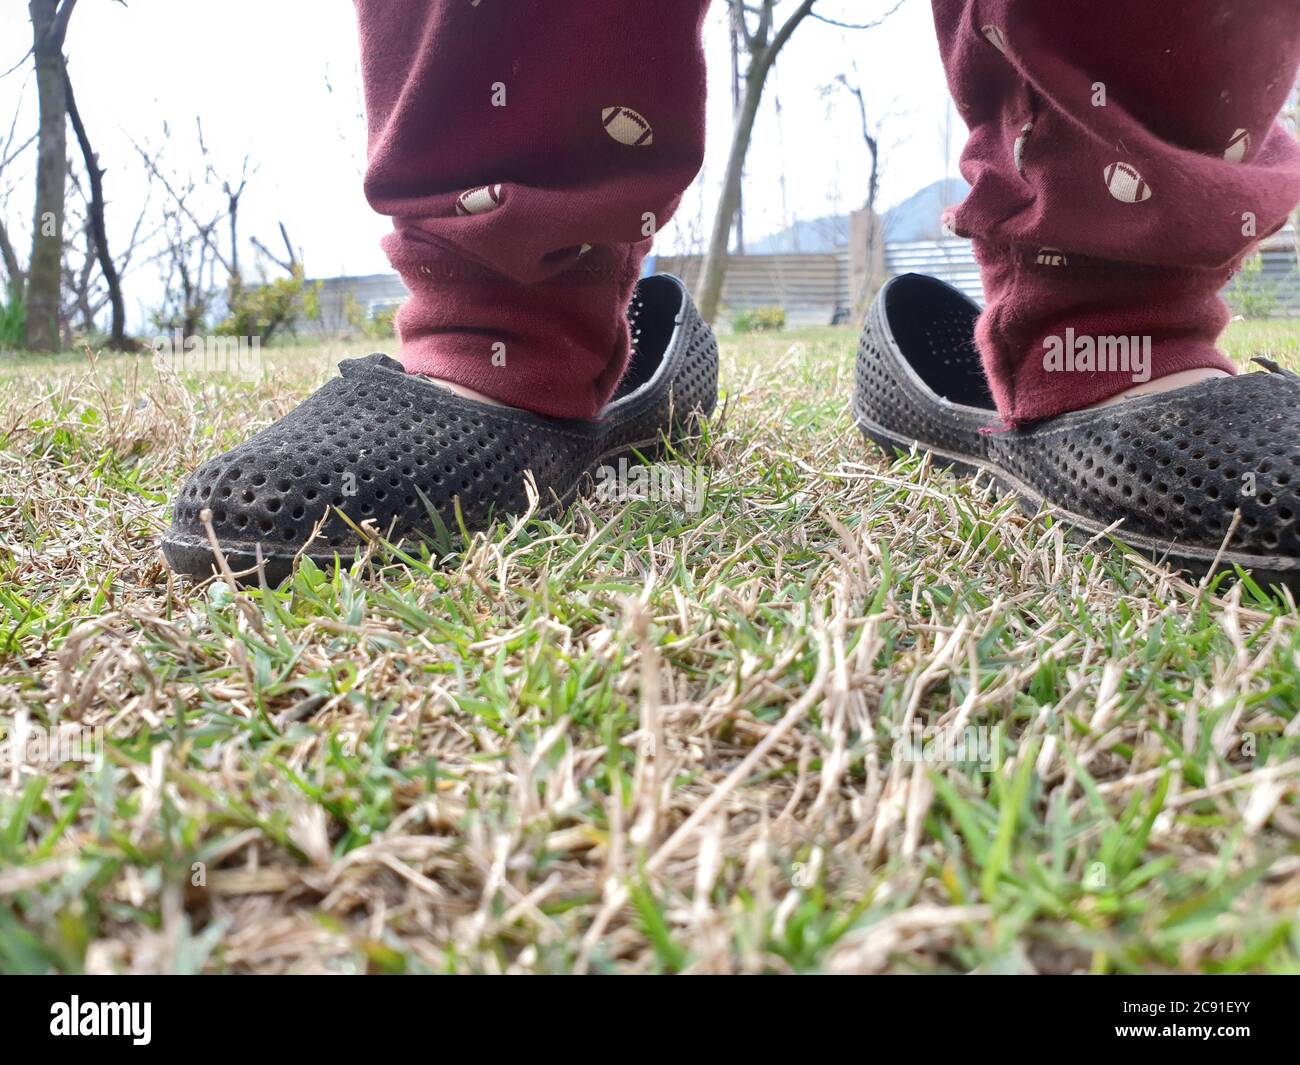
[729,19,745,255]
[695,0,817,325]
[64,65,134,350]
[696,63,766,325]
[862,152,880,308]
[25,0,74,351]
[857,92,882,312]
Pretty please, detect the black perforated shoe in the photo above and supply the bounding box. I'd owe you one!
[854,273,1300,590]
[163,274,717,584]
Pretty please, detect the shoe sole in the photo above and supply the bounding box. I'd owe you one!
[854,405,1300,592]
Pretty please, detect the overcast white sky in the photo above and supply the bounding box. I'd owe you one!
[0,0,956,327]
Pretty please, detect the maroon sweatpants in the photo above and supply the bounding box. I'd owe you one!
[354,0,709,420]
[354,1,1300,425]
[936,0,1300,425]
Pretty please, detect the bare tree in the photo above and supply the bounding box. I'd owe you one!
[0,190,31,302]
[197,118,249,285]
[832,69,898,312]
[696,0,816,324]
[695,1,904,324]
[837,76,880,238]
[135,124,312,344]
[24,0,78,349]
[60,161,154,341]
[135,136,224,339]
[156,210,219,339]
[728,14,745,254]
[251,221,301,274]
[64,63,135,349]
[5,5,133,343]
[0,215,23,299]
[63,198,97,335]
[0,90,36,297]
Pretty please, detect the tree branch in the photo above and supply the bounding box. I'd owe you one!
[760,0,818,78]
[0,132,36,173]
[754,0,774,49]
[278,220,297,268]
[836,74,878,159]
[131,137,234,275]
[250,223,299,275]
[0,215,23,291]
[49,0,79,48]
[730,0,756,55]
[809,0,906,32]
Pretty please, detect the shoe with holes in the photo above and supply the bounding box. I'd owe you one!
[162,274,717,584]
[854,273,1300,591]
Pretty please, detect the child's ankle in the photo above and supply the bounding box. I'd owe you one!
[1090,367,1232,409]
[423,377,511,408]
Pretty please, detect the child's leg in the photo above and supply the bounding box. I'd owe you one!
[354,0,710,420]
[931,0,1300,427]
[162,3,718,581]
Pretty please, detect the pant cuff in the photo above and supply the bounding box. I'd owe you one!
[973,240,1239,426]
[384,235,645,421]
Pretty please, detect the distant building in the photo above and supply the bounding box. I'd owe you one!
[311,273,408,335]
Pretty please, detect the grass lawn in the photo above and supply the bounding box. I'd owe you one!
[0,317,1297,974]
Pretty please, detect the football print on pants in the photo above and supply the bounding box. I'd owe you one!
[456,184,504,216]
[602,106,654,146]
[1103,162,1153,203]
[1224,127,1252,163]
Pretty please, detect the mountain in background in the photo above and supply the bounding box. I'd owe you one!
[745,215,850,254]
[881,176,971,242]
[743,177,971,253]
